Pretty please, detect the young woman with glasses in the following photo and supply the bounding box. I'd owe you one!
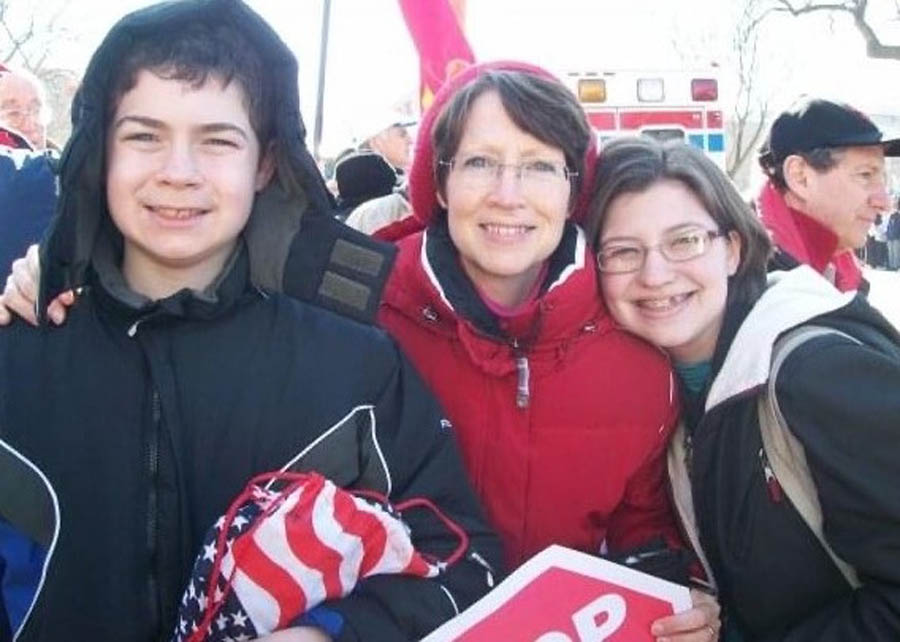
[586,136,900,641]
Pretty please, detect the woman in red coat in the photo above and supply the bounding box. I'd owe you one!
[377,61,719,641]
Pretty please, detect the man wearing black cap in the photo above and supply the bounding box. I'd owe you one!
[757,98,900,293]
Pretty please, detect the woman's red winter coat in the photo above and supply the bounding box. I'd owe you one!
[378,227,680,567]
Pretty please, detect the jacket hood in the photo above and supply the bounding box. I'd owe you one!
[38,0,337,316]
[406,60,598,232]
[706,266,858,409]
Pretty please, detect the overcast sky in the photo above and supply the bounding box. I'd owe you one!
[19,0,900,154]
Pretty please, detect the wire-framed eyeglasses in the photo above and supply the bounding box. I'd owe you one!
[439,155,577,191]
[597,228,727,274]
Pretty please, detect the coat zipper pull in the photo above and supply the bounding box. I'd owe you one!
[509,338,531,409]
[515,354,530,409]
[127,319,142,337]
[759,447,783,503]
[127,311,158,337]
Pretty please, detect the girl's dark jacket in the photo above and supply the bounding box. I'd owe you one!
[0,1,502,640]
[668,267,900,641]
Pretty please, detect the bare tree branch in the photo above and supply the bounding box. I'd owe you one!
[774,0,900,60]
[0,1,74,72]
[774,0,857,15]
[727,0,773,179]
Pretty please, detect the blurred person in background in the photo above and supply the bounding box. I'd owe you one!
[357,108,415,179]
[757,99,898,294]
[0,65,50,151]
[332,151,397,220]
[0,65,57,281]
[343,189,412,235]
[0,141,56,281]
[886,202,900,270]
[866,213,888,268]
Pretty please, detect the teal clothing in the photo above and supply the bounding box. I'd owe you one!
[674,360,711,394]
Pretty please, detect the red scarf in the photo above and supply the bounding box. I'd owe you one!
[758,181,863,292]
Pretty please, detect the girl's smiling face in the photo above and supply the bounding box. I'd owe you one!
[598,179,741,363]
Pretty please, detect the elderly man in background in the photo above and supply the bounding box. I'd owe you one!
[0,65,50,151]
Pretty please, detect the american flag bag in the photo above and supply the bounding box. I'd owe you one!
[172,470,468,642]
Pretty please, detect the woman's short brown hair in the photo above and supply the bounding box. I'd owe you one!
[430,70,591,210]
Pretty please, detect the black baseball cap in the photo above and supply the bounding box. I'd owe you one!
[759,99,900,170]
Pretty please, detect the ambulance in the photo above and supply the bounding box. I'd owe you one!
[564,69,725,168]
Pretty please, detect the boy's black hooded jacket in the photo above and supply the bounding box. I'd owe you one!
[0,1,502,640]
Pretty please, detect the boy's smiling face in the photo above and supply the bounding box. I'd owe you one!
[106,69,273,299]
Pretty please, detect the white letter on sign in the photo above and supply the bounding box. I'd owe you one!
[573,594,627,641]
[533,594,627,642]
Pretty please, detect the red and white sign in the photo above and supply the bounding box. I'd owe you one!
[423,545,691,642]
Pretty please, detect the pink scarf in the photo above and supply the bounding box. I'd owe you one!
[758,181,863,292]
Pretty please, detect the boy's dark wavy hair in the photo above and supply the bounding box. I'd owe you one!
[108,19,273,150]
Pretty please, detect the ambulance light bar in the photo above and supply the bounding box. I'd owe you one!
[578,79,607,103]
[637,78,664,102]
[692,78,718,101]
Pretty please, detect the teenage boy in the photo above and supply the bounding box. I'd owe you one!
[0,2,501,641]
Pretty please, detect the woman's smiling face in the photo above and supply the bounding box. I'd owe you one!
[598,179,741,364]
[442,90,572,307]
